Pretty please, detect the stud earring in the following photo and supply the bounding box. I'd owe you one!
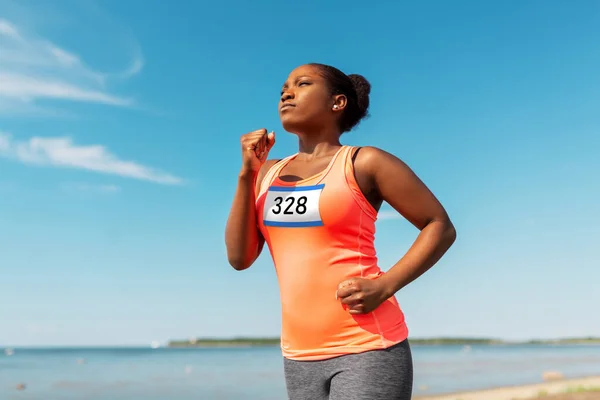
[333,105,339,109]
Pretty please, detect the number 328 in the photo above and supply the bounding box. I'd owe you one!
[272,196,307,215]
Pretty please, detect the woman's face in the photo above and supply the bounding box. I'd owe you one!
[278,64,338,134]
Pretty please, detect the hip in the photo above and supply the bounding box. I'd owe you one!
[280,297,409,361]
[283,339,413,400]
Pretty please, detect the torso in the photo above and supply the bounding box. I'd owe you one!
[255,145,408,361]
[261,146,383,212]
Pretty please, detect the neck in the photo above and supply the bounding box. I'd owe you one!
[295,128,342,158]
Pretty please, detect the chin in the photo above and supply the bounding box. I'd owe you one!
[280,116,305,135]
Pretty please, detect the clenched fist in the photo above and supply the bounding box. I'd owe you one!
[240,129,276,173]
[336,277,389,315]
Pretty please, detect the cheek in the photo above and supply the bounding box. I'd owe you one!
[300,91,330,116]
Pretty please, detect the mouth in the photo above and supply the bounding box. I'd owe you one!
[280,102,295,111]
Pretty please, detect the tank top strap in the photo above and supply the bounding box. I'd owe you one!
[333,144,356,177]
[339,145,378,221]
[257,155,296,197]
[312,145,350,184]
[339,145,356,166]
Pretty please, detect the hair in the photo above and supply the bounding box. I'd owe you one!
[309,63,371,133]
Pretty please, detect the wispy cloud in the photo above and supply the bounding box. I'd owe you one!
[0,132,183,185]
[62,182,122,194]
[0,18,142,113]
[0,19,19,38]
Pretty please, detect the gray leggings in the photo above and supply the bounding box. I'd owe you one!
[283,339,413,400]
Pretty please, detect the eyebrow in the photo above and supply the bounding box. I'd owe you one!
[281,75,313,90]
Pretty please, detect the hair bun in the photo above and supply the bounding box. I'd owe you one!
[308,63,371,133]
[348,74,371,118]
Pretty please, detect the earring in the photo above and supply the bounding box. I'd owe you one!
[333,105,339,109]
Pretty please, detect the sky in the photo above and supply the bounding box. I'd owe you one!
[0,0,598,347]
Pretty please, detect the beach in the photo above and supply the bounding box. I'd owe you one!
[416,376,600,400]
[2,344,600,399]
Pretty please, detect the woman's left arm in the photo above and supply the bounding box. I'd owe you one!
[336,146,457,313]
[367,146,456,298]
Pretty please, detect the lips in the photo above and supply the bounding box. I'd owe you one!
[280,102,295,111]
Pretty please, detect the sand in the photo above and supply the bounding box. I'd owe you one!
[545,393,600,400]
[415,376,600,400]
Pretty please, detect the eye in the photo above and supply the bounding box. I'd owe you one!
[298,81,310,86]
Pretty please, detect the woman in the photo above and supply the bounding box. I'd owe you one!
[225,63,456,400]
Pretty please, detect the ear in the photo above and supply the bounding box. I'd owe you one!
[332,94,347,113]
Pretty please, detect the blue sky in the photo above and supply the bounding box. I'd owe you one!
[1,0,598,347]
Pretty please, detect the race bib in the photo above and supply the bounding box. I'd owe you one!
[263,184,324,227]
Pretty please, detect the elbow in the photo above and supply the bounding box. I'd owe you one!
[227,255,252,271]
[427,217,456,248]
[225,237,261,271]
[444,220,457,247]
[225,239,254,271]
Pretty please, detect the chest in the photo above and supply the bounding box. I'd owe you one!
[259,179,354,229]
[278,158,335,182]
[277,158,378,210]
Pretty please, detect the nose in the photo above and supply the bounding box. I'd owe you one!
[280,89,294,103]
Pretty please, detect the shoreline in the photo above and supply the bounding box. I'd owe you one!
[165,337,600,348]
[414,375,600,400]
[5,337,598,349]
[165,341,600,349]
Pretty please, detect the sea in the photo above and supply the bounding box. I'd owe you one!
[2,344,600,399]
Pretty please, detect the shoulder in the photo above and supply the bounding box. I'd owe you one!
[260,158,281,173]
[255,158,281,193]
[351,145,386,161]
[351,145,419,186]
[352,146,407,172]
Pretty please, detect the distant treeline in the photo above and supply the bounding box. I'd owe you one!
[408,337,502,345]
[167,336,600,348]
[169,337,281,347]
[526,337,600,344]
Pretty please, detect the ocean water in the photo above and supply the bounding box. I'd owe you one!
[1,344,600,399]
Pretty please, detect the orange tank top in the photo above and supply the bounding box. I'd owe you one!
[256,145,408,361]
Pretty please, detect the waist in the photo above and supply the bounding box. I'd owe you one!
[279,294,408,360]
[275,259,383,310]
[276,265,408,360]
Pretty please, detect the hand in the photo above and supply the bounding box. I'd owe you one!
[240,129,276,173]
[336,277,390,315]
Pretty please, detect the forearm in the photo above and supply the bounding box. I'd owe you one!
[379,218,456,297]
[225,171,263,270]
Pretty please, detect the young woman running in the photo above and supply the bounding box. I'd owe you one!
[225,63,456,400]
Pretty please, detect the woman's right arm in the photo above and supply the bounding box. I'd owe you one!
[225,129,276,270]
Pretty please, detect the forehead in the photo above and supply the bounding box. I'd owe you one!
[283,65,322,85]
